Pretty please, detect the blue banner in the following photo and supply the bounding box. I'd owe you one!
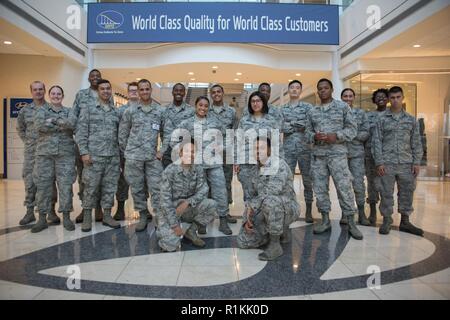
[87,3,339,45]
[10,98,32,118]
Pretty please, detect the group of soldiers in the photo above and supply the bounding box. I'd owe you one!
[16,69,424,261]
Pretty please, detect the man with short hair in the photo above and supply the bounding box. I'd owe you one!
[73,69,104,223]
[113,82,139,221]
[17,81,58,226]
[76,79,121,232]
[305,79,364,240]
[209,84,238,226]
[372,86,424,236]
[161,83,194,169]
[119,79,165,232]
[237,137,299,261]
[281,80,314,223]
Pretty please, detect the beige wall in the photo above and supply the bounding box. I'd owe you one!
[0,53,85,177]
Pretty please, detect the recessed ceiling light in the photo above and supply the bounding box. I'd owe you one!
[136,78,141,81]
[236,72,242,76]
[212,66,219,69]
[413,44,421,48]
[3,41,12,45]
[295,73,301,76]
[234,78,239,81]
[188,72,194,75]
[288,79,293,82]
[190,78,196,81]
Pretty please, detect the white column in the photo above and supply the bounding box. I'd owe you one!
[331,50,344,100]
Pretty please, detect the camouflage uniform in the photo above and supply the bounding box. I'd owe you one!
[209,103,238,204]
[347,107,370,207]
[365,110,383,205]
[236,113,282,204]
[281,101,314,205]
[72,88,99,201]
[243,103,283,125]
[161,102,194,168]
[174,115,228,218]
[17,102,57,210]
[305,99,358,216]
[372,109,423,217]
[33,104,76,214]
[115,102,132,203]
[76,100,120,210]
[156,164,217,252]
[237,157,299,249]
[119,102,164,213]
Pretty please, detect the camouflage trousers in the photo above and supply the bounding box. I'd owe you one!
[237,164,258,203]
[348,156,366,206]
[156,199,217,252]
[34,155,76,213]
[125,159,162,212]
[223,164,233,204]
[365,155,380,204]
[81,156,120,210]
[284,147,313,204]
[116,155,129,202]
[376,163,416,217]
[205,167,229,217]
[237,195,299,249]
[22,152,57,209]
[311,154,357,216]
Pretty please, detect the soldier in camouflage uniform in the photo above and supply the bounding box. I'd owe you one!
[113,82,139,221]
[76,79,121,232]
[365,89,388,225]
[235,91,282,210]
[119,79,164,232]
[32,85,77,232]
[341,88,370,226]
[172,96,232,235]
[209,84,238,226]
[237,137,299,261]
[17,81,57,226]
[161,83,194,169]
[372,86,424,237]
[305,79,363,240]
[281,80,314,223]
[157,140,217,252]
[243,83,283,125]
[73,69,104,223]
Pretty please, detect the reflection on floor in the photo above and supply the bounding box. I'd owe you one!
[0,177,449,300]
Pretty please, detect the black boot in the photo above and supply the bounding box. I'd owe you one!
[258,235,283,261]
[218,217,232,235]
[102,209,120,229]
[399,215,424,237]
[19,207,36,225]
[379,215,393,235]
[81,209,92,232]
[280,225,291,244]
[62,212,75,231]
[135,210,148,232]
[47,204,61,225]
[75,211,84,224]
[113,201,125,221]
[313,212,331,234]
[305,203,313,223]
[31,213,48,233]
[348,215,364,240]
[358,205,370,226]
[369,203,377,226]
[339,215,348,225]
[226,214,237,224]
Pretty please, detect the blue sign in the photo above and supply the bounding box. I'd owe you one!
[88,3,339,45]
[10,98,32,118]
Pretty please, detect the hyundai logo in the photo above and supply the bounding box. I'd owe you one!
[96,10,124,30]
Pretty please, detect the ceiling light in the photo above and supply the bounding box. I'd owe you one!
[3,41,12,45]
[236,72,242,76]
[190,78,196,81]
[188,72,194,75]
[212,66,219,69]
[288,79,293,82]
[413,44,421,48]
[136,78,141,81]
[234,78,239,81]
[295,73,301,76]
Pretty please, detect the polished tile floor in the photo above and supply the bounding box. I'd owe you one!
[0,176,449,300]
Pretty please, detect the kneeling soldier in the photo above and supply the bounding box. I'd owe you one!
[156,140,217,252]
[237,137,300,261]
